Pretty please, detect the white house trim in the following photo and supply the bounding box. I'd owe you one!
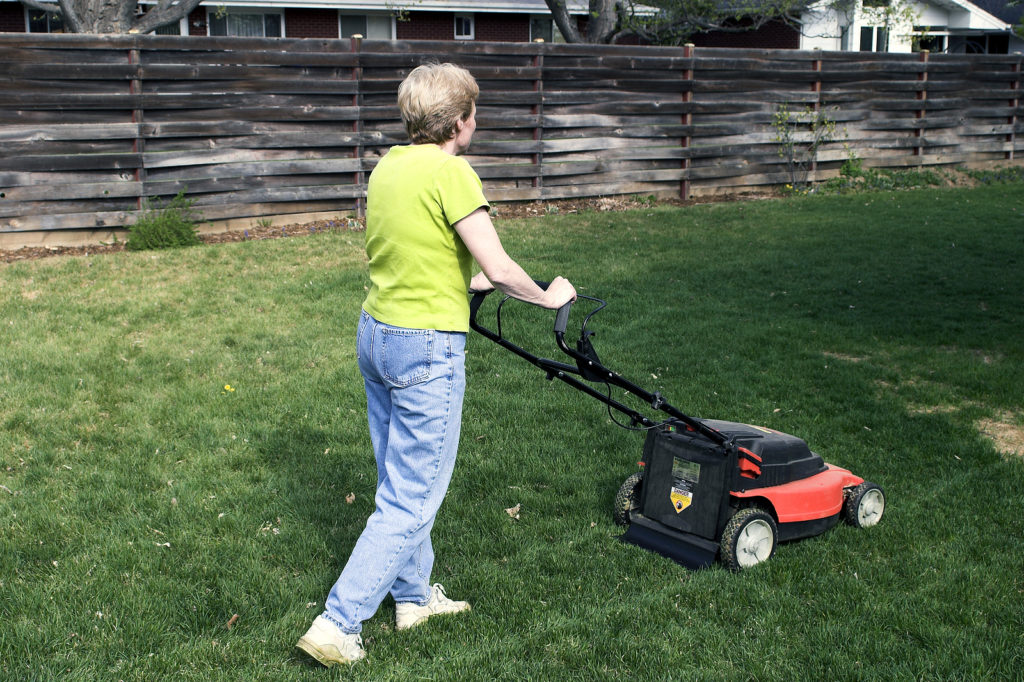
[800,0,1011,52]
[188,0,588,12]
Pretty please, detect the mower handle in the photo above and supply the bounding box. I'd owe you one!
[469,279,572,336]
[554,297,572,336]
[468,280,729,445]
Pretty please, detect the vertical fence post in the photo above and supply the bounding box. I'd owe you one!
[915,50,929,161]
[1007,54,1020,162]
[811,49,822,180]
[351,34,365,219]
[128,39,146,210]
[532,40,544,197]
[681,43,694,201]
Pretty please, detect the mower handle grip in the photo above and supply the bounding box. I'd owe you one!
[530,280,573,335]
[554,299,572,336]
[468,279,572,338]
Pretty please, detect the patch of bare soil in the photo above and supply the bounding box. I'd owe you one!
[0,195,699,265]
[2,170,994,265]
[0,217,361,264]
[977,411,1024,459]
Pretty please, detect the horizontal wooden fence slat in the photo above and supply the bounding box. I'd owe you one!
[0,34,1021,244]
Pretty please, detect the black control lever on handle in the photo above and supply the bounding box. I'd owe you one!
[554,299,572,336]
[538,280,577,337]
[531,280,574,336]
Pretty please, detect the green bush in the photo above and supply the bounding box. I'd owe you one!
[126,191,203,251]
[959,165,1024,185]
[819,161,949,195]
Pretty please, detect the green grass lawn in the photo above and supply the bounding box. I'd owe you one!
[2,184,1022,680]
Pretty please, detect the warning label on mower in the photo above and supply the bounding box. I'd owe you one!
[670,458,700,513]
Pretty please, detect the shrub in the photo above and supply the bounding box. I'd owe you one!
[126,191,202,251]
[959,165,1024,185]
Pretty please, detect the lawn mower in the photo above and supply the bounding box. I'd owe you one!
[469,284,885,570]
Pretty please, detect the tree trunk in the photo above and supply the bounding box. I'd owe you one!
[583,0,619,43]
[546,0,584,43]
[546,0,623,44]
[20,0,201,34]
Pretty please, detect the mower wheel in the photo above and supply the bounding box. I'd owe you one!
[612,472,643,526]
[720,508,777,570]
[843,482,885,528]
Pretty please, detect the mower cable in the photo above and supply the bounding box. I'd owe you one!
[601,381,671,432]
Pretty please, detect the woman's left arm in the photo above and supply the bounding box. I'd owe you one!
[454,208,575,309]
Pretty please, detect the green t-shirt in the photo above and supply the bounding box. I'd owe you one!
[362,144,489,332]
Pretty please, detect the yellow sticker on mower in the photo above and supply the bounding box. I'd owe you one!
[670,489,692,512]
[670,457,700,514]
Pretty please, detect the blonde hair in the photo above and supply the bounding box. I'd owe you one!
[397,63,479,145]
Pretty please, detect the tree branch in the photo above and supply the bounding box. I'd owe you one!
[545,0,583,43]
[57,0,85,33]
[20,0,61,13]
[130,0,203,33]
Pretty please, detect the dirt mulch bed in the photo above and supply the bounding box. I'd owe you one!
[0,195,694,265]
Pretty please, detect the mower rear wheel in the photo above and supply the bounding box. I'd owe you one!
[843,482,885,528]
[720,508,777,570]
[613,472,643,526]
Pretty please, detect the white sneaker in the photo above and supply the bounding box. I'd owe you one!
[395,583,471,631]
[295,615,366,667]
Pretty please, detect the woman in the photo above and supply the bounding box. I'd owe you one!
[296,62,575,667]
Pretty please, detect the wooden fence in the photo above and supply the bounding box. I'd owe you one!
[0,33,1021,246]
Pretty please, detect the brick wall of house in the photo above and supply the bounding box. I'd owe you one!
[395,11,531,42]
[188,8,206,36]
[475,13,529,42]
[0,3,25,32]
[692,20,799,49]
[395,11,452,40]
[285,8,338,39]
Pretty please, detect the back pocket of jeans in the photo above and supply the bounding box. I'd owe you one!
[381,328,433,387]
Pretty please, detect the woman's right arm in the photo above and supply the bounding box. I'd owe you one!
[453,208,575,309]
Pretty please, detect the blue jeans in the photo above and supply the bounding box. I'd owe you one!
[322,310,467,634]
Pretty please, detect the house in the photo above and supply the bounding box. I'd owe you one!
[970,0,1024,51]
[0,0,584,41]
[694,0,1018,53]
[799,0,1016,53]
[1,0,1017,52]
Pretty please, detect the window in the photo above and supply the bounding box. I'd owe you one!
[27,9,63,33]
[530,16,553,42]
[153,19,184,35]
[859,26,888,51]
[340,14,366,38]
[914,35,945,53]
[912,26,947,53]
[340,14,392,39]
[208,9,282,37]
[454,14,474,40]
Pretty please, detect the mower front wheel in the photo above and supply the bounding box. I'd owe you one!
[720,508,777,570]
[613,472,643,526]
[843,482,885,528]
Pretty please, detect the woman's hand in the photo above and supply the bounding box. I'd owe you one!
[469,271,494,293]
[539,276,576,310]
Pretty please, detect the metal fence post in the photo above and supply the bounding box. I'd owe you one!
[532,40,544,195]
[1008,54,1020,162]
[128,39,146,210]
[681,43,694,201]
[811,49,822,180]
[351,34,365,219]
[915,50,929,160]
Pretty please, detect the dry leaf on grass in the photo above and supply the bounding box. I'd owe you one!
[345,492,356,504]
[505,503,521,520]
